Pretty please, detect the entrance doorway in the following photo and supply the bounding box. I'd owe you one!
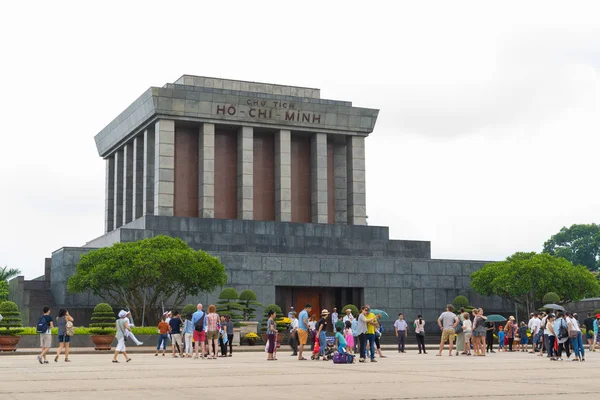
[276,286,364,332]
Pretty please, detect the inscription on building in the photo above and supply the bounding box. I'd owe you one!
[214,99,322,124]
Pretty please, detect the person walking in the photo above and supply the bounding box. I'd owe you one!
[124,311,143,346]
[54,309,73,362]
[192,304,206,359]
[266,310,277,361]
[567,312,584,361]
[182,313,194,358]
[289,312,299,356]
[394,313,408,353]
[436,304,458,357]
[297,303,311,361]
[113,310,131,363]
[205,305,220,360]
[414,315,426,354]
[36,306,54,364]
[316,309,329,359]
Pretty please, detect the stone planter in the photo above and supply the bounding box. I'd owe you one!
[0,335,21,351]
[239,321,258,337]
[233,327,241,346]
[247,339,256,346]
[90,335,115,350]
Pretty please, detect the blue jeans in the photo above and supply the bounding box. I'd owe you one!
[319,331,327,355]
[366,333,376,360]
[570,331,585,359]
[157,333,168,350]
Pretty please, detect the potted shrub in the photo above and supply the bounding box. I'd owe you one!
[89,303,116,350]
[245,332,258,346]
[0,301,24,351]
[341,304,359,318]
[238,290,262,341]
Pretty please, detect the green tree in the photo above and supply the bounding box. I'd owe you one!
[182,304,196,317]
[0,266,22,302]
[0,301,24,335]
[67,235,227,325]
[216,287,243,323]
[543,224,600,271]
[239,289,262,321]
[453,295,470,309]
[471,252,600,315]
[542,292,560,304]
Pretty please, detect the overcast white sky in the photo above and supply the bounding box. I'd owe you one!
[1,1,599,279]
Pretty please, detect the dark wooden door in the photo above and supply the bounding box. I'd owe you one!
[296,289,320,322]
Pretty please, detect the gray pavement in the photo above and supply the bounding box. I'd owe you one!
[1,349,598,399]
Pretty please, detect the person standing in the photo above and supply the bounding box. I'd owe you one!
[567,312,584,361]
[504,316,516,352]
[113,310,131,363]
[528,313,541,354]
[583,312,594,352]
[344,320,354,354]
[192,304,206,359]
[225,315,234,356]
[205,305,220,360]
[436,304,458,357]
[393,313,408,353]
[518,322,528,351]
[462,312,473,356]
[36,306,54,364]
[414,315,426,354]
[455,308,466,356]
[266,310,277,361]
[218,315,228,357]
[545,314,557,360]
[364,307,380,362]
[182,313,194,358]
[54,309,73,362]
[554,311,571,361]
[316,309,329,359]
[288,306,295,320]
[155,315,169,356]
[289,312,299,356]
[485,321,495,353]
[331,308,338,333]
[297,303,311,361]
[342,308,354,324]
[168,310,184,358]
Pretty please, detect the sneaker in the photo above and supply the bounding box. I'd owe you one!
[37,355,43,364]
[358,358,365,363]
[370,359,377,362]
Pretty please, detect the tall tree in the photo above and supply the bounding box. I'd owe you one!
[0,266,22,302]
[67,235,228,325]
[470,252,600,314]
[543,223,600,271]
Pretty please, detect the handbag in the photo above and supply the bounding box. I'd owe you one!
[65,320,75,336]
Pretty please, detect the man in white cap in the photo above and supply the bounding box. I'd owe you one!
[288,306,295,320]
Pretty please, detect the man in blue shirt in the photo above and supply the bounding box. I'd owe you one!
[191,304,206,359]
[297,303,312,361]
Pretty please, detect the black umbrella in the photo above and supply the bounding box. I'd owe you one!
[542,303,565,312]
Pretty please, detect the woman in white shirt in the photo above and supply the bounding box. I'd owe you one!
[567,312,584,361]
[462,312,473,356]
[414,315,426,354]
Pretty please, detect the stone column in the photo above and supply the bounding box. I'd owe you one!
[104,156,115,232]
[113,149,124,228]
[198,123,215,218]
[142,127,155,215]
[311,133,328,223]
[154,119,175,216]
[237,126,253,220]
[132,136,144,219]
[275,129,291,222]
[347,136,366,225]
[333,141,348,224]
[122,142,134,225]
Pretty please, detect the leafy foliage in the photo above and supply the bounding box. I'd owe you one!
[0,281,8,303]
[341,304,359,318]
[182,304,196,318]
[543,224,600,271]
[0,266,21,302]
[471,252,600,314]
[216,287,243,322]
[594,309,600,316]
[453,296,470,309]
[239,289,262,321]
[0,301,24,335]
[89,303,116,335]
[67,235,227,325]
[542,292,560,304]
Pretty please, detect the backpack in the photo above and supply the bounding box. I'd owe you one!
[194,313,205,332]
[36,315,49,333]
[557,320,568,340]
[66,320,75,336]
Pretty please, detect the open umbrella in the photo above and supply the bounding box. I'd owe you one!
[543,304,565,312]
[485,314,507,323]
[370,309,389,320]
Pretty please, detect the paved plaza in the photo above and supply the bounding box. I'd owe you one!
[1,350,598,399]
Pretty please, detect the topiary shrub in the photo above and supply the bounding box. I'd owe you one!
[542,292,561,304]
[89,303,116,335]
[341,304,359,318]
[0,301,24,336]
[239,289,262,321]
[182,304,196,317]
[216,287,243,324]
[453,295,470,309]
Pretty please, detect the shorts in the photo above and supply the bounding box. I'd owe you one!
[207,330,219,341]
[297,329,308,345]
[464,332,472,342]
[441,329,455,343]
[193,330,206,343]
[521,336,529,345]
[473,326,486,337]
[58,335,70,343]
[585,331,593,339]
[116,338,126,352]
[40,334,52,348]
[171,333,182,347]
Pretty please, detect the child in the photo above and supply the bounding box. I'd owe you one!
[124,311,143,346]
[462,312,472,355]
[344,320,354,354]
[335,326,347,354]
[498,325,505,352]
[155,316,170,356]
[519,322,528,352]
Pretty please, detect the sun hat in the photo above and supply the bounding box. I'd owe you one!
[346,309,352,313]
[321,309,329,316]
[118,310,127,318]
